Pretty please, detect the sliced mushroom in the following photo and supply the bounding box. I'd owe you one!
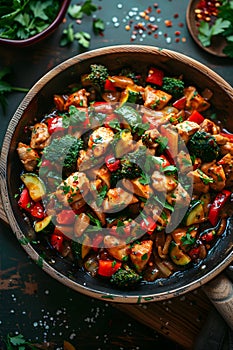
[74,213,90,238]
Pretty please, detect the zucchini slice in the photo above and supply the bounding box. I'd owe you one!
[183,200,204,226]
[34,215,53,233]
[20,173,46,202]
[169,241,191,266]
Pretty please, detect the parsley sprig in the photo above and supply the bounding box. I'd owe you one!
[0,0,60,40]
[60,0,105,48]
[197,0,233,57]
[0,67,29,113]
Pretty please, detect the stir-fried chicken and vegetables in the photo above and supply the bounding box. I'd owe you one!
[16,63,233,289]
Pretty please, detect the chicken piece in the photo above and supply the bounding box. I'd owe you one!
[122,178,153,199]
[166,183,191,207]
[184,86,210,112]
[144,86,172,110]
[30,122,50,149]
[175,121,200,143]
[88,127,114,157]
[17,142,39,171]
[64,88,90,110]
[93,165,111,189]
[102,188,138,213]
[77,149,104,171]
[176,150,193,173]
[56,172,90,206]
[220,141,233,156]
[152,171,178,193]
[187,169,212,194]
[104,235,130,261]
[218,153,233,187]
[199,119,220,135]
[152,208,171,229]
[130,240,153,273]
[213,134,229,145]
[201,161,226,191]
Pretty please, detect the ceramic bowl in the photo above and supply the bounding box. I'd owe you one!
[0,0,71,47]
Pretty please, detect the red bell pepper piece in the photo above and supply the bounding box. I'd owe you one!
[220,132,233,142]
[56,209,76,225]
[50,232,64,253]
[201,231,215,242]
[98,260,122,277]
[172,96,187,110]
[47,116,65,134]
[188,247,200,260]
[18,188,32,211]
[105,154,120,172]
[41,159,52,168]
[208,189,231,226]
[92,234,103,251]
[104,79,116,91]
[92,102,113,114]
[146,67,164,86]
[158,155,170,168]
[187,110,205,125]
[30,202,45,219]
[140,216,157,234]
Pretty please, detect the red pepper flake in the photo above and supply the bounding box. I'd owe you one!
[175,38,180,42]
[173,13,179,19]
[175,30,181,36]
[154,33,158,38]
[156,8,161,14]
[178,22,184,27]
[165,19,173,27]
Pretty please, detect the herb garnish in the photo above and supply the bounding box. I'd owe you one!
[0,67,28,113]
[197,0,233,58]
[0,0,60,40]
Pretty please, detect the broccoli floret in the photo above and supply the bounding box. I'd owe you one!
[162,77,185,100]
[110,266,142,289]
[110,148,146,187]
[87,64,109,90]
[110,161,142,187]
[187,130,220,162]
[43,134,83,176]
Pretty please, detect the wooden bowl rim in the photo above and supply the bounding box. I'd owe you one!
[1,45,233,303]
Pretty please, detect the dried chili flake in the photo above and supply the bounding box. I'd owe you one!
[165,19,173,27]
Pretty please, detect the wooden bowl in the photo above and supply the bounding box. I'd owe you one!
[0,45,233,303]
[0,0,71,48]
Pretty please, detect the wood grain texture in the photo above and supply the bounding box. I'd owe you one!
[203,274,233,330]
[114,289,212,350]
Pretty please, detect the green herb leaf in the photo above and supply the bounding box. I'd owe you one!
[93,18,105,35]
[96,185,108,207]
[74,31,91,48]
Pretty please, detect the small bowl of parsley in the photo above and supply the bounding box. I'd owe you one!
[0,0,71,47]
